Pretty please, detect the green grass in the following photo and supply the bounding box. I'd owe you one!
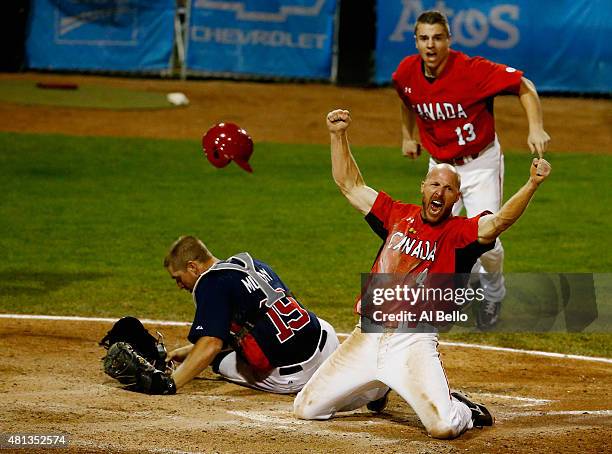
[1,132,610,356]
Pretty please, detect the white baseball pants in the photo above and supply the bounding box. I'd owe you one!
[216,318,339,394]
[294,327,474,439]
[429,137,506,302]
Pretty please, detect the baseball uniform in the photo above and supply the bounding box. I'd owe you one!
[393,49,524,306]
[295,191,493,438]
[189,253,339,394]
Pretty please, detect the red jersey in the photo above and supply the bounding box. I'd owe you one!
[366,191,492,275]
[392,50,523,160]
[358,191,493,319]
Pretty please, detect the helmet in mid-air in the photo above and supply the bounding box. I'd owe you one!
[202,122,254,173]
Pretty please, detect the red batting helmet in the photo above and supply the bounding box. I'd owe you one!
[202,122,254,173]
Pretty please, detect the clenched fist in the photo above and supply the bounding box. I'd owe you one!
[327,109,351,133]
[529,158,551,185]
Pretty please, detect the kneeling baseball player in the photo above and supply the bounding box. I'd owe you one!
[164,236,339,394]
[293,109,551,438]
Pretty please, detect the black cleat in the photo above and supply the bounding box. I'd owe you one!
[451,391,494,428]
[367,389,391,413]
[476,299,502,331]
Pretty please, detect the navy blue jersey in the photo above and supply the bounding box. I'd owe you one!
[188,255,321,371]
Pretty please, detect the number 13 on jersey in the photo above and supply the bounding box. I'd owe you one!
[455,122,476,146]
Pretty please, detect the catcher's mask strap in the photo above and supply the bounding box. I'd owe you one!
[209,252,285,307]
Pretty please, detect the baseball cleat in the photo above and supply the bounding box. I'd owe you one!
[367,389,391,413]
[476,299,502,331]
[451,392,494,428]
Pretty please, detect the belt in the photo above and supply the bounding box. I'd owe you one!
[434,151,480,166]
[278,329,328,376]
[433,139,495,166]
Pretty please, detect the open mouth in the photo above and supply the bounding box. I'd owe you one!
[429,199,443,214]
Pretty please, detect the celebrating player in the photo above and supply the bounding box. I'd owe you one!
[393,10,551,329]
[164,236,339,393]
[293,109,551,439]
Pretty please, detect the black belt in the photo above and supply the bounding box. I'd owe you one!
[433,139,496,166]
[278,329,328,376]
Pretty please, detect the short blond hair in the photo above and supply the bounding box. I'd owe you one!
[163,236,213,271]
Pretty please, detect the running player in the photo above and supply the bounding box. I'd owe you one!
[393,10,551,329]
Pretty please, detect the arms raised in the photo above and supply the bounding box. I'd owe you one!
[327,109,378,215]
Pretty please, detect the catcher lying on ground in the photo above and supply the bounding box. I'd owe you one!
[100,237,339,395]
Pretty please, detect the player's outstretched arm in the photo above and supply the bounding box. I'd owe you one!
[327,109,378,215]
[400,103,421,159]
[478,158,551,244]
[519,77,551,157]
[171,336,223,389]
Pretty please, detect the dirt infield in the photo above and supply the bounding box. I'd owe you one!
[1,318,611,453]
[0,72,610,153]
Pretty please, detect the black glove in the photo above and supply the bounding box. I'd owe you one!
[99,316,168,371]
[103,342,176,395]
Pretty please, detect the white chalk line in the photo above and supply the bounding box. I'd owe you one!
[469,394,611,419]
[438,340,612,365]
[476,393,552,406]
[0,313,192,326]
[502,409,612,419]
[226,410,399,443]
[1,313,611,364]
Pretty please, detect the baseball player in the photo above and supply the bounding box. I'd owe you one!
[164,236,339,393]
[393,10,551,329]
[293,109,551,439]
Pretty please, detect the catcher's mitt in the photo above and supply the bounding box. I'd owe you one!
[99,316,168,370]
[100,317,176,394]
[103,342,176,395]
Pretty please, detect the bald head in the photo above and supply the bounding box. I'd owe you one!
[424,164,461,191]
[420,164,462,224]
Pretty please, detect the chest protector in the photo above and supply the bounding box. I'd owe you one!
[206,253,285,371]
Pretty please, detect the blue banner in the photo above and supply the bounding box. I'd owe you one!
[186,0,337,79]
[376,0,612,93]
[26,0,175,72]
